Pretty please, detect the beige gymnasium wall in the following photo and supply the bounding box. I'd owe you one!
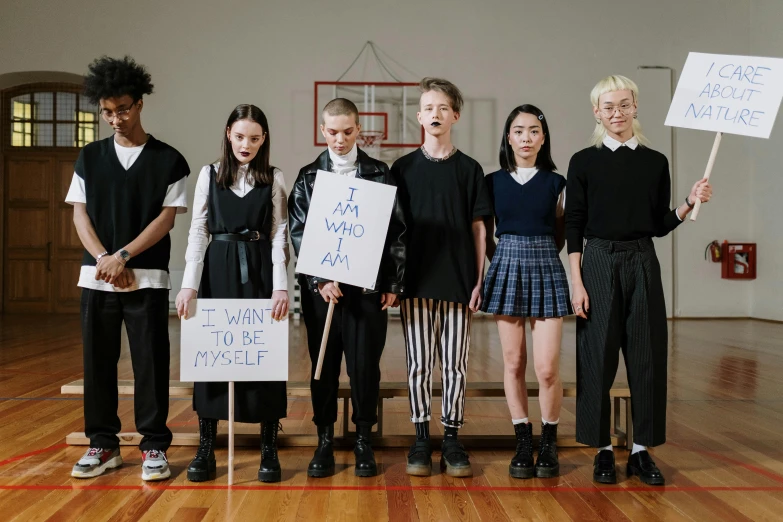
[0,0,761,317]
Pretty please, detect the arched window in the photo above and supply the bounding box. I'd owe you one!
[4,83,99,149]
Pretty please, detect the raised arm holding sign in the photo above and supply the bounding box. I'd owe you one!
[665,52,783,220]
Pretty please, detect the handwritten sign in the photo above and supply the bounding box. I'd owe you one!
[295,170,397,289]
[665,52,783,138]
[180,299,288,382]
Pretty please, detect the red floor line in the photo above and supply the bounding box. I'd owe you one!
[669,441,783,484]
[0,484,782,492]
[0,443,68,468]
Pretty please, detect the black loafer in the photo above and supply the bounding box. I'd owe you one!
[593,449,617,484]
[627,450,665,486]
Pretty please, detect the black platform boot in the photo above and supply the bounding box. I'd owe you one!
[535,422,560,478]
[307,424,335,478]
[509,422,534,479]
[354,425,378,477]
[187,417,217,482]
[258,421,282,482]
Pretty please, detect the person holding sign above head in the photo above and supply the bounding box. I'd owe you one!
[175,104,290,483]
[67,56,189,481]
[289,98,406,478]
[393,78,493,478]
[482,105,570,479]
[567,75,712,486]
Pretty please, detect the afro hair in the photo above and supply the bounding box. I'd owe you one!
[83,55,154,105]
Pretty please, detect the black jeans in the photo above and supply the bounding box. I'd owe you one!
[81,288,172,451]
[300,277,388,428]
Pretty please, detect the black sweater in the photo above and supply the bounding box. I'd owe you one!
[565,145,682,254]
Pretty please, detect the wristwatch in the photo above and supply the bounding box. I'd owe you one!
[685,196,695,208]
[115,249,131,264]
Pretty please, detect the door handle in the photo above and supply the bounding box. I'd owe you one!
[47,241,52,272]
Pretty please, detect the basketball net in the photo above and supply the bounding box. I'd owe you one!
[357,130,385,160]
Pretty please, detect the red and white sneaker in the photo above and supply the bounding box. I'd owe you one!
[141,449,171,481]
[71,447,122,478]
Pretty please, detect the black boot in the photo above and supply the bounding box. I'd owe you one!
[258,421,282,482]
[307,424,335,478]
[354,425,377,477]
[440,428,472,477]
[187,417,217,482]
[509,422,534,479]
[535,422,560,478]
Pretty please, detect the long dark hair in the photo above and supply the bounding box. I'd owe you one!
[217,104,274,189]
[499,104,557,172]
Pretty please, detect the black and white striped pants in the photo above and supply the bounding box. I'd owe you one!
[575,237,668,448]
[400,298,472,428]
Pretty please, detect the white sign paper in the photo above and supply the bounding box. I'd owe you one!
[665,52,783,138]
[180,299,288,382]
[295,170,397,289]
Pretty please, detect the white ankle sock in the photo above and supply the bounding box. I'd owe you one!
[631,443,647,455]
[598,444,613,454]
[542,418,559,425]
[512,418,529,425]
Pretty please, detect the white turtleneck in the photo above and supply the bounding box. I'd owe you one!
[328,145,358,177]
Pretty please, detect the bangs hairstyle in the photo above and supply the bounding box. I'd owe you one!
[217,104,274,190]
[419,77,464,113]
[499,104,557,173]
[589,74,649,148]
[83,55,154,105]
[322,98,360,124]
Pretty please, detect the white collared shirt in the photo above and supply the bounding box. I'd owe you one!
[602,135,683,221]
[181,163,290,292]
[603,135,639,151]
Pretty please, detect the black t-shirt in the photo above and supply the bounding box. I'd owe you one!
[75,135,190,270]
[393,148,492,304]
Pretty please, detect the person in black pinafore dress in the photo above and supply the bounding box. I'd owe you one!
[176,104,290,483]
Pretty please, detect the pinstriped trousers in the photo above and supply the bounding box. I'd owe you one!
[575,238,668,448]
[400,298,472,428]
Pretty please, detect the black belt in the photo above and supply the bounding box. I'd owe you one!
[212,229,268,284]
[587,237,653,253]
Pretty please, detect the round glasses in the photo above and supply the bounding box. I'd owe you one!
[599,102,635,118]
[101,102,137,123]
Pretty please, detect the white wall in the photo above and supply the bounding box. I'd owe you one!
[750,0,783,321]
[0,0,758,316]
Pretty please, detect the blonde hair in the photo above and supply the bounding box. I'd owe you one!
[589,75,650,148]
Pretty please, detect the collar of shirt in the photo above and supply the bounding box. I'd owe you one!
[603,135,639,151]
[328,145,358,177]
[510,166,539,186]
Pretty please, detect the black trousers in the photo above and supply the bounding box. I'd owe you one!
[299,276,387,428]
[81,288,172,451]
[575,238,668,448]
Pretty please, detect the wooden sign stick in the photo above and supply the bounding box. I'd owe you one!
[691,132,722,221]
[228,381,234,486]
[314,282,339,380]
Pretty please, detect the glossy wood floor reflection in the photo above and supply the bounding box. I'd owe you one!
[1,315,783,521]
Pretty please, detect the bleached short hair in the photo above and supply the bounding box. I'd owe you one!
[589,75,650,148]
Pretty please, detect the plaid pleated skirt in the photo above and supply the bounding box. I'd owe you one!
[481,234,573,318]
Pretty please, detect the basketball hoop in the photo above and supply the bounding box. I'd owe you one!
[357,130,385,159]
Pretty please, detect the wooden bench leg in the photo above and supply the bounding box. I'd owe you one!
[613,397,622,439]
[624,398,633,450]
[376,397,384,437]
[343,396,351,438]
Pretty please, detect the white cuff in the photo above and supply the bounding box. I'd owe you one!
[273,263,288,292]
[181,262,203,291]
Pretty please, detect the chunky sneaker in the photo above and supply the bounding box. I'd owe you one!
[440,439,472,477]
[71,447,122,478]
[141,449,171,481]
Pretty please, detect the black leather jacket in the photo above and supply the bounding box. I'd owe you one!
[288,148,406,295]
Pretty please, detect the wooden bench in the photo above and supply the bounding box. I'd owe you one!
[61,380,632,449]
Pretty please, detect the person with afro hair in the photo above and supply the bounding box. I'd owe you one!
[66,55,190,482]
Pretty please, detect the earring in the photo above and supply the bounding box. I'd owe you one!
[633,114,638,119]
[595,118,601,124]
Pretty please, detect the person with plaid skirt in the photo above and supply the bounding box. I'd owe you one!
[482,104,571,479]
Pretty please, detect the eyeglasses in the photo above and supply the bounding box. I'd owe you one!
[599,102,635,117]
[101,102,137,123]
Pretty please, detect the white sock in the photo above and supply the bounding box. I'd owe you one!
[598,444,613,454]
[631,443,647,455]
[512,418,529,425]
[542,418,559,425]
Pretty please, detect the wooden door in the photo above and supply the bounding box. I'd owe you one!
[3,151,80,313]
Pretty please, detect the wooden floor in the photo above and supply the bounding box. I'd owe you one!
[1,315,783,521]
